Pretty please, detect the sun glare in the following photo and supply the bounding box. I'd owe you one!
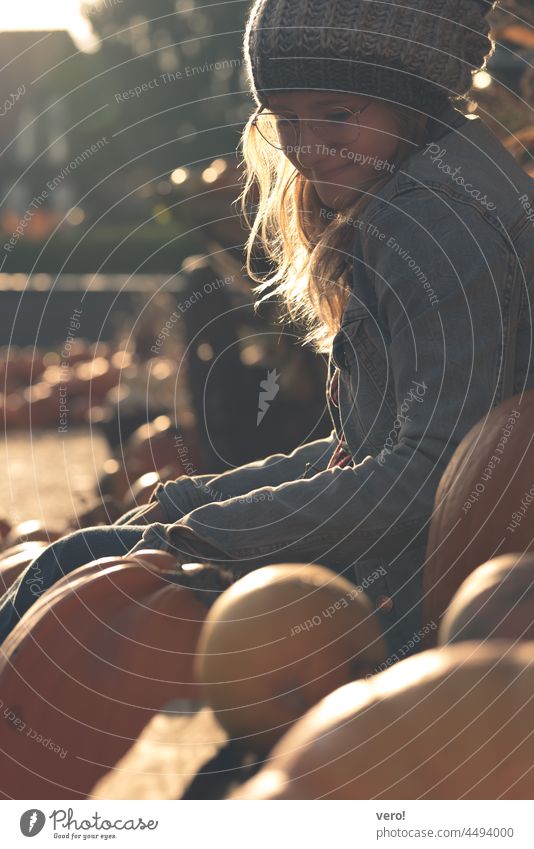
[0,1,98,51]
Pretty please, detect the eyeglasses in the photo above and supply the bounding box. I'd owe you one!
[251,100,373,152]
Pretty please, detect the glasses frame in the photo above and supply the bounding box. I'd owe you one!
[250,98,374,152]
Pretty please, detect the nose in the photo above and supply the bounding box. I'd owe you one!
[292,121,327,171]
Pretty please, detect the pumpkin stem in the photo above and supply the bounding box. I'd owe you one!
[170,562,235,608]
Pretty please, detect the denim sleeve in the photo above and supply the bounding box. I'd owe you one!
[134,190,511,572]
[150,428,339,521]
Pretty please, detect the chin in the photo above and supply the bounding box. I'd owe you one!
[317,187,357,212]
[312,176,355,202]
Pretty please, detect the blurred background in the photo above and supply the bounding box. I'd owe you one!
[0,0,533,538]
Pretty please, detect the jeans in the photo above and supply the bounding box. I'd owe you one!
[0,505,148,645]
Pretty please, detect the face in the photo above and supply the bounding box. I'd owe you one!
[262,90,402,211]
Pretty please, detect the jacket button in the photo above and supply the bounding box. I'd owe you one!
[376,595,393,613]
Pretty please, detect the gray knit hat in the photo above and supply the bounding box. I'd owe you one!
[243,0,499,116]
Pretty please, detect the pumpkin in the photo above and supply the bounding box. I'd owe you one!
[195,563,388,753]
[0,541,48,594]
[232,641,534,799]
[123,417,200,480]
[66,496,124,530]
[439,553,534,645]
[122,470,164,510]
[423,390,534,646]
[5,519,62,548]
[96,458,130,502]
[0,550,223,799]
[70,356,119,398]
[0,515,12,545]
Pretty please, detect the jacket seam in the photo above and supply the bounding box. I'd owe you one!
[367,180,511,245]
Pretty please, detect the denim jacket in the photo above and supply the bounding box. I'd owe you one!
[135,101,534,659]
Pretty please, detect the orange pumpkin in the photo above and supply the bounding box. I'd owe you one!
[0,541,48,594]
[67,496,124,530]
[70,357,119,399]
[195,563,388,753]
[124,417,200,479]
[233,642,534,799]
[0,551,222,799]
[423,391,534,646]
[122,470,163,510]
[439,553,534,645]
[5,519,63,548]
[0,515,12,545]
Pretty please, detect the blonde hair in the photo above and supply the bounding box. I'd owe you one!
[238,102,431,354]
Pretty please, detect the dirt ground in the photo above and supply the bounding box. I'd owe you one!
[0,428,110,531]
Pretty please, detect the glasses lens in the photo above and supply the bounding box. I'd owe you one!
[254,106,364,151]
[319,108,361,146]
[255,113,297,150]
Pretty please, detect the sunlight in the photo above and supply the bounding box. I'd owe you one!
[0,0,99,52]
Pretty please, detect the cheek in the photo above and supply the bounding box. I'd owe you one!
[359,125,401,160]
[357,112,402,161]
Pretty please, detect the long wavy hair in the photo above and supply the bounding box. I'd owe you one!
[238,100,433,354]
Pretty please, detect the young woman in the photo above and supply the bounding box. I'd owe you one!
[1,0,533,659]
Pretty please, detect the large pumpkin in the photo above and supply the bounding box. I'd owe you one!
[0,551,228,799]
[195,563,388,753]
[423,390,534,645]
[439,553,534,645]
[232,642,534,799]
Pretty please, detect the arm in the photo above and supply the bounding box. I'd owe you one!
[131,189,510,570]
[146,427,339,522]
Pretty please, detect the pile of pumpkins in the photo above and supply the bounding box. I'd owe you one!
[0,388,534,800]
[0,342,122,429]
[0,342,189,434]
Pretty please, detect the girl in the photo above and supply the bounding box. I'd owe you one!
[1,0,533,659]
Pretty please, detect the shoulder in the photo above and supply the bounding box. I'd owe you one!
[364,109,531,240]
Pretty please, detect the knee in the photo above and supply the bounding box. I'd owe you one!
[27,527,106,579]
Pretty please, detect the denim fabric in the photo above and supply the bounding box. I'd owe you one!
[1,101,533,660]
[0,525,145,644]
[146,430,339,520]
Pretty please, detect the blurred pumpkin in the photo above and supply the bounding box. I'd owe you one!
[123,416,197,479]
[0,515,12,545]
[6,519,63,548]
[70,357,120,399]
[439,553,534,645]
[20,382,59,428]
[67,496,125,530]
[233,642,534,799]
[0,551,230,799]
[96,458,130,502]
[122,469,165,510]
[2,392,27,427]
[0,541,48,594]
[0,346,45,387]
[195,563,387,753]
[423,391,534,646]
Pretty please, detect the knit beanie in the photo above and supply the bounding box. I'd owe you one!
[243,0,500,116]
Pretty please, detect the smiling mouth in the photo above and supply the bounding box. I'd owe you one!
[311,169,348,184]
[311,171,350,188]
